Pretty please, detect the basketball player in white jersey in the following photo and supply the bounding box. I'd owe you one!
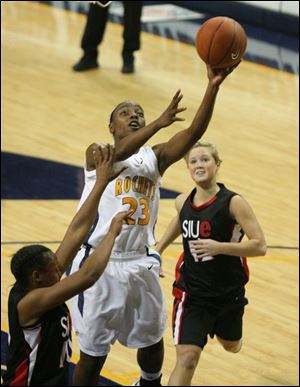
[70,63,239,386]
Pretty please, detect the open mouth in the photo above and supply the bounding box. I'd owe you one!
[129,120,140,128]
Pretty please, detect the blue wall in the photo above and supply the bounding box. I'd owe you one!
[146,0,299,36]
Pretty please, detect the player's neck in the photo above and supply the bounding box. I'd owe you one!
[194,183,219,204]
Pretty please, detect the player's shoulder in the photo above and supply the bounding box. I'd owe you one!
[229,193,246,208]
[142,145,156,154]
[175,192,190,212]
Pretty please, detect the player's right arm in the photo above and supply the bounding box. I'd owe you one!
[153,64,240,176]
[17,210,132,327]
[55,145,126,273]
[156,214,181,256]
[155,193,188,277]
[156,193,187,255]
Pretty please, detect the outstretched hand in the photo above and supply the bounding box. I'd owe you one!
[157,89,187,128]
[93,144,127,184]
[207,60,241,87]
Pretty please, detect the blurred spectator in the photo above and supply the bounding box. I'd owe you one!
[73,1,143,74]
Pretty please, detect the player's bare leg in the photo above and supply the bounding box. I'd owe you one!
[72,351,107,386]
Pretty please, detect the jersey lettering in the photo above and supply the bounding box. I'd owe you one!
[182,220,212,238]
[61,316,69,338]
[199,220,211,237]
[115,176,156,201]
[122,197,150,225]
[138,198,150,225]
[59,315,72,367]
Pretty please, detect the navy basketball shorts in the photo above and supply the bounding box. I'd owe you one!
[172,286,248,349]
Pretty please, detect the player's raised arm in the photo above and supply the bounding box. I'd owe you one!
[153,63,239,176]
[17,209,132,327]
[55,145,126,273]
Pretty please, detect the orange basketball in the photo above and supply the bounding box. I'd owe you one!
[195,16,247,68]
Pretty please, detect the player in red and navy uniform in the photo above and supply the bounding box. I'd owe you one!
[156,141,267,386]
[3,285,72,386]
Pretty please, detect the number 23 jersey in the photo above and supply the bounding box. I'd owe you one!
[79,146,161,256]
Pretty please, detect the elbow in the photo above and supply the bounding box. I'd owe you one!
[247,239,267,257]
[261,244,267,256]
[257,240,267,256]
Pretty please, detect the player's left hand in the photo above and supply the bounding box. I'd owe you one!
[189,238,221,259]
[93,144,127,184]
[157,89,187,128]
[207,61,241,86]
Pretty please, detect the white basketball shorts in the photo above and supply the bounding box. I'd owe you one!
[69,246,167,357]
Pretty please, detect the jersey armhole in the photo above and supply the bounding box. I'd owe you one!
[84,168,96,180]
[147,146,162,178]
[228,193,240,222]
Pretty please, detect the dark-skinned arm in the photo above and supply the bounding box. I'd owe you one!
[55,145,126,273]
[153,63,240,175]
[18,210,132,327]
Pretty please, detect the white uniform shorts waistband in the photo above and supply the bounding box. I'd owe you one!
[81,244,161,263]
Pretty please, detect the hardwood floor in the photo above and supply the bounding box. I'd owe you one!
[1,2,298,385]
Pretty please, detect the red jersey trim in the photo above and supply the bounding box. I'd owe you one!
[189,191,218,210]
[242,256,250,279]
[10,354,29,386]
[175,252,184,283]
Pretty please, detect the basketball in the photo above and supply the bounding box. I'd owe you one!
[195,16,247,68]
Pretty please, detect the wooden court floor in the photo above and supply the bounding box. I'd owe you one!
[1,2,299,386]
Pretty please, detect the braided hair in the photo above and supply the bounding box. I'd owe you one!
[11,245,53,289]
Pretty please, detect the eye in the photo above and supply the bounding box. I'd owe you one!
[137,112,144,118]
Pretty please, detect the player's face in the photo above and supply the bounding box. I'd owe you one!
[37,254,61,287]
[188,147,219,185]
[109,102,145,141]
